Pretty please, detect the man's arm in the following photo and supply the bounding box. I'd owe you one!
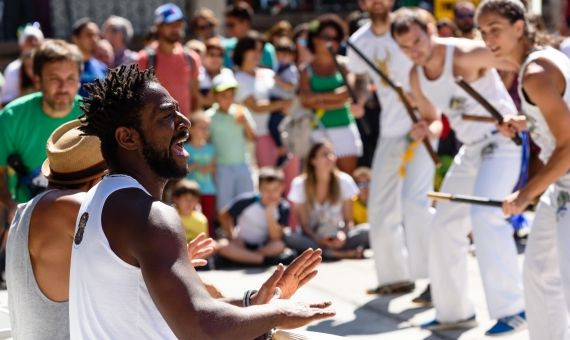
[104,190,333,339]
[409,68,442,141]
[454,40,519,74]
[0,166,16,223]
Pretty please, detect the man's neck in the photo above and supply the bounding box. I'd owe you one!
[81,51,92,60]
[42,100,73,119]
[157,40,177,54]
[369,13,391,36]
[110,163,166,199]
[422,40,446,79]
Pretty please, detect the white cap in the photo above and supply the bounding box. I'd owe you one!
[212,72,238,92]
[18,22,44,46]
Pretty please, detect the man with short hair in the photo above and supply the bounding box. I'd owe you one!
[392,9,526,335]
[71,18,107,97]
[70,64,334,338]
[453,1,479,39]
[0,39,84,222]
[102,15,138,67]
[6,119,107,339]
[138,3,201,116]
[223,1,277,71]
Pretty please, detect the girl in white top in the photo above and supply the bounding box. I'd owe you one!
[285,142,369,260]
[478,1,570,339]
[198,37,233,110]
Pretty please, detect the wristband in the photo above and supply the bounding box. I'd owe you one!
[242,289,258,307]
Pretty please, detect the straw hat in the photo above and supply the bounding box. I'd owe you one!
[41,120,107,185]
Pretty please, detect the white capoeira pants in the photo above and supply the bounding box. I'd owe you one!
[368,136,435,286]
[523,175,570,340]
[430,134,524,322]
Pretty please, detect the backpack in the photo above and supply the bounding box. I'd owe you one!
[279,98,314,158]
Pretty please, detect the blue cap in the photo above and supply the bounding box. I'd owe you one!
[154,3,184,25]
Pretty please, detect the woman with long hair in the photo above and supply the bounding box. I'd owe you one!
[285,142,369,260]
[477,1,570,339]
[299,14,363,175]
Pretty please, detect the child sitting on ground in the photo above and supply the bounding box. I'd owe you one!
[352,167,371,226]
[171,179,209,242]
[217,167,291,265]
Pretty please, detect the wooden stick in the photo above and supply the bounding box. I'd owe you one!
[326,42,371,136]
[462,114,497,123]
[428,191,503,208]
[455,77,522,145]
[346,40,440,167]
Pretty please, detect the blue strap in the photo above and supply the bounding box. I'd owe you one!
[508,131,530,231]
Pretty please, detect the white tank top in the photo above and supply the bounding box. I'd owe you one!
[518,47,570,163]
[69,175,177,339]
[417,43,518,144]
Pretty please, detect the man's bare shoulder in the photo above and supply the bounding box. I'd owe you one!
[103,187,187,267]
[32,190,86,236]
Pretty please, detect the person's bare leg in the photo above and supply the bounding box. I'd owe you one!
[337,156,358,175]
[330,247,364,259]
[258,240,286,257]
[218,239,264,264]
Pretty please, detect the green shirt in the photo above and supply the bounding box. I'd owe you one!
[0,92,83,202]
[310,70,354,128]
[206,103,255,165]
[223,37,277,71]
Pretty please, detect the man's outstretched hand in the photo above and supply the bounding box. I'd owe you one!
[252,248,322,305]
[187,233,216,267]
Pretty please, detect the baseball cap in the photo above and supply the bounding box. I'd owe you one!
[212,72,238,93]
[154,3,185,25]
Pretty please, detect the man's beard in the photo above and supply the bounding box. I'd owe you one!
[162,33,182,44]
[44,93,73,112]
[141,133,187,180]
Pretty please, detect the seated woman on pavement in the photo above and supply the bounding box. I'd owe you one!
[285,142,369,260]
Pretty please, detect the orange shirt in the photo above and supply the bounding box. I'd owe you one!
[138,42,200,116]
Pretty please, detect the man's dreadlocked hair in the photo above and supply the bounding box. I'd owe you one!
[79,64,157,166]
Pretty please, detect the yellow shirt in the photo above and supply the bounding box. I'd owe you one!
[352,196,368,225]
[179,211,208,242]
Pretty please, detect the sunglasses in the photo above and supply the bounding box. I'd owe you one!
[455,12,474,19]
[357,181,369,189]
[225,22,236,29]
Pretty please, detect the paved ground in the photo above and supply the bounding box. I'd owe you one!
[200,251,529,340]
[0,250,529,339]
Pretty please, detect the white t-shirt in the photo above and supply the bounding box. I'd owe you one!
[235,68,276,136]
[288,171,358,238]
[1,59,22,104]
[347,22,414,138]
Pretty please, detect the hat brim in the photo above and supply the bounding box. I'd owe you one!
[41,159,107,185]
[156,15,185,25]
[213,84,238,93]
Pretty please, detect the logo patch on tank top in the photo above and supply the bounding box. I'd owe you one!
[449,96,467,111]
[74,212,89,245]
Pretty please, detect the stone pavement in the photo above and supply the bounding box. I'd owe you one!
[200,252,529,340]
[0,251,528,339]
